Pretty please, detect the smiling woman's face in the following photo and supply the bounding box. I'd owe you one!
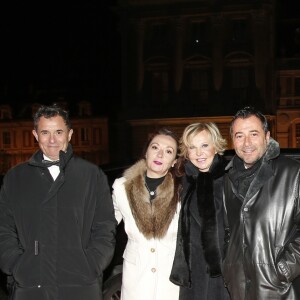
[187,130,216,172]
[145,134,177,178]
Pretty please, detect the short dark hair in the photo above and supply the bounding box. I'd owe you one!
[230,106,269,136]
[33,104,71,130]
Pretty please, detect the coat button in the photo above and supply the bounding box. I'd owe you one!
[244,207,249,212]
[151,268,156,273]
[150,248,155,252]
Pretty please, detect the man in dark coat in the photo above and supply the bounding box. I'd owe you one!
[223,106,300,300]
[0,105,117,300]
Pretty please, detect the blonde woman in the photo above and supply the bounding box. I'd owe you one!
[170,123,230,300]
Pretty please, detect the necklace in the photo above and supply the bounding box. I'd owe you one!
[145,181,156,196]
[144,175,165,198]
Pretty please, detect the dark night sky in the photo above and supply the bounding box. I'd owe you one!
[0,1,121,115]
[1,1,300,117]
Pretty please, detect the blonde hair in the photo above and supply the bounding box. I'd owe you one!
[180,122,227,159]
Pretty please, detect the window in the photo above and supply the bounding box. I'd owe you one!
[149,23,167,46]
[191,22,208,46]
[0,105,12,119]
[152,71,169,105]
[190,70,209,104]
[2,131,11,148]
[286,77,293,96]
[145,23,169,54]
[295,78,300,96]
[231,68,249,102]
[23,130,33,147]
[295,123,300,147]
[232,19,247,43]
[81,128,89,144]
[93,128,102,146]
[78,101,92,116]
[278,74,300,106]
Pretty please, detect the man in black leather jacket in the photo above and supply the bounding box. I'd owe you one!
[223,106,300,300]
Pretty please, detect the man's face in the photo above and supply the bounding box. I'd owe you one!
[32,115,73,161]
[232,115,270,168]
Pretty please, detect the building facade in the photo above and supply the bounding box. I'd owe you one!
[275,1,300,148]
[116,0,276,119]
[112,0,300,158]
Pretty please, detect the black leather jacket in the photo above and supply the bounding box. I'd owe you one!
[223,139,300,300]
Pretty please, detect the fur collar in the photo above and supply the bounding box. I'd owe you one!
[192,154,225,277]
[124,159,178,239]
[170,154,225,287]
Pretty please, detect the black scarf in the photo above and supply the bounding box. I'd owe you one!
[185,154,225,277]
[29,144,73,171]
[228,155,262,200]
[170,154,226,287]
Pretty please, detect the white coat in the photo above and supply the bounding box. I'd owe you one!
[112,160,180,300]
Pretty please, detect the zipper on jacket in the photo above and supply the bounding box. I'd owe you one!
[34,240,39,255]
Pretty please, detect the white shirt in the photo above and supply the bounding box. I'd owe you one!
[43,155,60,180]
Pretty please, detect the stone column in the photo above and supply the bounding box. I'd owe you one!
[136,20,145,93]
[174,18,184,93]
[252,11,267,89]
[212,15,224,91]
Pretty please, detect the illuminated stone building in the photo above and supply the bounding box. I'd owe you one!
[113,0,300,158]
[275,1,300,148]
[116,0,276,118]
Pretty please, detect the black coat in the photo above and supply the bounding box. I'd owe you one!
[0,145,117,300]
[223,139,300,300]
[170,155,230,300]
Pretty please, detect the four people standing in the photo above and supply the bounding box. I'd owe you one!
[170,123,230,299]
[112,128,182,299]
[223,107,300,299]
[1,104,299,300]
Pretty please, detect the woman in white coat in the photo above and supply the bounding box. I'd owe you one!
[112,128,182,300]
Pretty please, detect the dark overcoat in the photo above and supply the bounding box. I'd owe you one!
[223,139,300,299]
[0,145,116,300]
[170,155,230,300]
